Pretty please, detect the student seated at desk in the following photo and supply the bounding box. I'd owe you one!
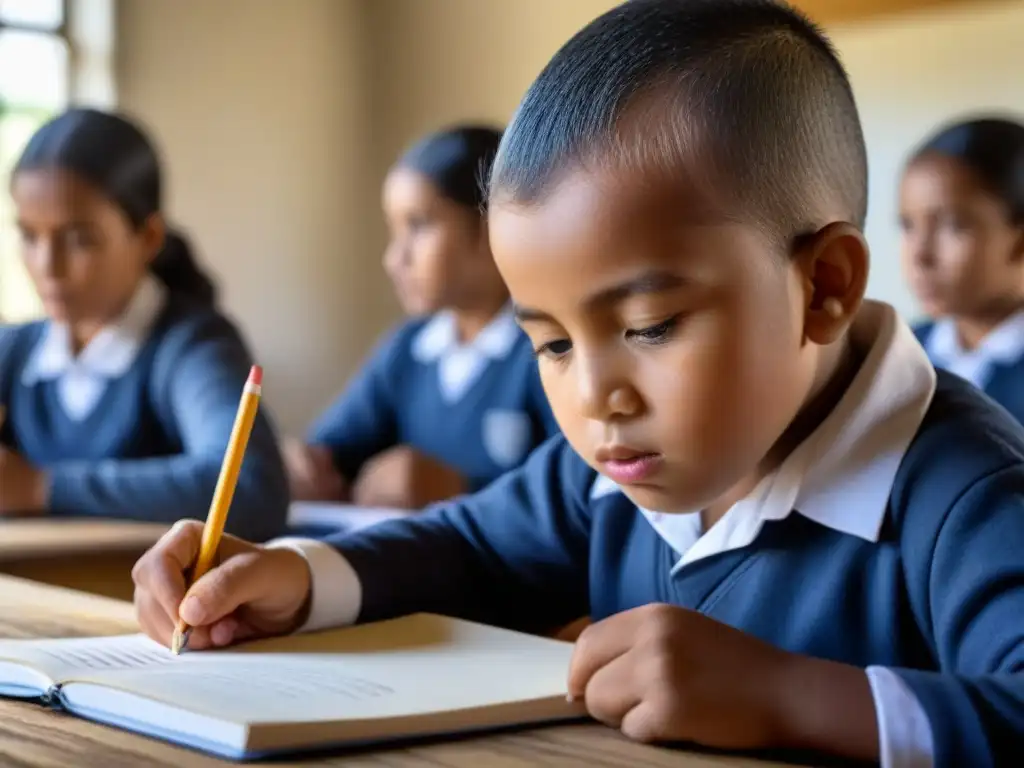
[0,109,288,541]
[901,117,1024,425]
[134,2,1024,765]
[286,125,557,509]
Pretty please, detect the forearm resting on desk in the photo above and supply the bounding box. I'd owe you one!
[47,455,288,541]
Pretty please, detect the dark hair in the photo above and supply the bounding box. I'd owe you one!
[396,124,504,211]
[490,0,868,245]
[13,108,217,304]
[910,116,1024,225]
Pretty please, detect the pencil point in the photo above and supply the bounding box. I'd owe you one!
[171,629,189,656]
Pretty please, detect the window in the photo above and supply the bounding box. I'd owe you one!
[0,0,69,322]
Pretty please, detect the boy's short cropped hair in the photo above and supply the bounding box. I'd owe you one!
[490,0,869,247]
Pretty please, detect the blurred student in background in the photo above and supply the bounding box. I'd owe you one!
[901,116,1024,424]
[285,125,558,510]
[0,108,289,540]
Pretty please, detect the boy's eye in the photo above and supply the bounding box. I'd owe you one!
[534,338,573,360]
[626,316,679,344]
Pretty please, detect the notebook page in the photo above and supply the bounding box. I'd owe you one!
[60,614,576,726]
[0,635,177,683]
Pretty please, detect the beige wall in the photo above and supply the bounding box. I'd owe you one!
[365,0,1024,321]
[361,0,619,281]
[116,0,617,434]
[115,0,1024,432]
[117,0,386,434]
[834,0,1024,319]
[363,0,617,178]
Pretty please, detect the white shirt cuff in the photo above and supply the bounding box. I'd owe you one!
[865,666,935,768]
[265,537,362,632]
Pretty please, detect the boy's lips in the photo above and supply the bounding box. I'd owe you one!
[595,445,663,485]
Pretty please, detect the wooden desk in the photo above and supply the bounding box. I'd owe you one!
[0,520,167,601]
[0,576,792,767]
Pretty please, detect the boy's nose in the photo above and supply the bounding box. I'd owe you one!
[575,355,641,421]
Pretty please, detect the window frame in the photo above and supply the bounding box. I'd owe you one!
[0,0,73,321]
[0,0,73,111]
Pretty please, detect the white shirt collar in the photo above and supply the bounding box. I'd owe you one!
[22,274,167,385]
[410,305,523,403]
[411,304,521,364]
[925,310,1024,389]
[591,301,937,572]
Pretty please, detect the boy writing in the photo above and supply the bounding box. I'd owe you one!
[132,1,1024,765]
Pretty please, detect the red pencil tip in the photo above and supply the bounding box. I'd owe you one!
[248,365,263,387]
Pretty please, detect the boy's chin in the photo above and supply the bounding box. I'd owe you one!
[619,484,700,515]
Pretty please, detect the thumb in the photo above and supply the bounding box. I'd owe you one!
[179,550,272,626]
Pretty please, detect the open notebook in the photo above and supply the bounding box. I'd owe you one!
[0,613,585,760]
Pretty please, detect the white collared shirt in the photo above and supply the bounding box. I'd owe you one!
[595,300,936,573]
[409,305,522,403]
[592,301,936,767]
[21,275,167,420]
[924,310,1024,390]
[275,300,936,768]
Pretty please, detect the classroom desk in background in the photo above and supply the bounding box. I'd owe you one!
[0,507,429,603]
[0,575,797,768]
[0,519,168,601]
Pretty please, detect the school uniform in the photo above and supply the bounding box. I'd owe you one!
[308,305,559,491]
[915,310,1024,425]
[0,275,289,542]
[275,300,1024,767]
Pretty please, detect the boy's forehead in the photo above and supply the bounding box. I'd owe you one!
[489,166,778,308]
[490,165,739,265]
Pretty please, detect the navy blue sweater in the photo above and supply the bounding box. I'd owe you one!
[323,372,1024,767]
[309,317,559,492]
[0,297,289,541]
[914,320,1024,426]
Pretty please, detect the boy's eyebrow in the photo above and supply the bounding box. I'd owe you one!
[513,270,687,323]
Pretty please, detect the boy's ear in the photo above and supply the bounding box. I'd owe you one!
[794,222,869,345]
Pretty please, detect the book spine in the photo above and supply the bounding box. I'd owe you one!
[42,683,66,711]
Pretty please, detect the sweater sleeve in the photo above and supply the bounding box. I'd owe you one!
[892,462,1024,768]
[306,325,406,481]
[321,435,592,634]
[46,314,289,542]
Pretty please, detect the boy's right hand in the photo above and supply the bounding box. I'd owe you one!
[132,521,313,651]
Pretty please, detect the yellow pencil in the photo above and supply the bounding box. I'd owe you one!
[171,365,264,655]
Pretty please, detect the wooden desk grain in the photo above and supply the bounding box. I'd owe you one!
[0,576,794,767]
[0,520,167,601]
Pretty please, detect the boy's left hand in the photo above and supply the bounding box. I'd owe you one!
[0,447,48,515]
[568,603,816,751]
